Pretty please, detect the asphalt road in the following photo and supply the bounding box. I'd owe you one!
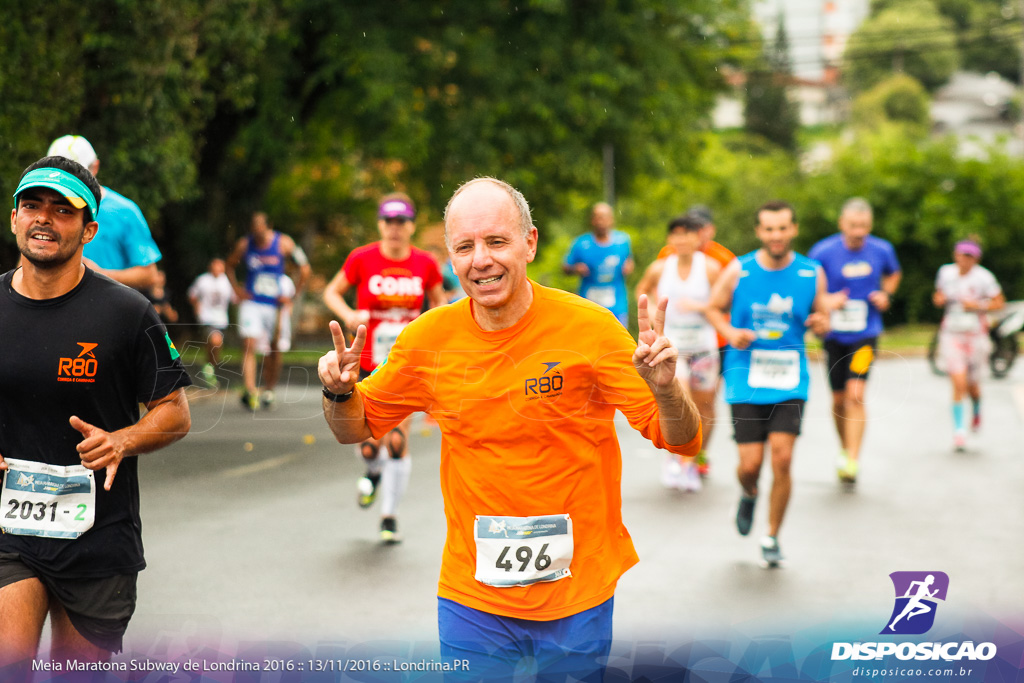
[76,351,1024,675]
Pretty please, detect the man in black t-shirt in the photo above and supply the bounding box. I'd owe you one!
[0,156,192,676]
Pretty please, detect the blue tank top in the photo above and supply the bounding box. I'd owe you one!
[244,233,285,306]
[723,251,819,405]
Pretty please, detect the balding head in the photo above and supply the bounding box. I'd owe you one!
[590,202,614,236]
[444,177,534,249]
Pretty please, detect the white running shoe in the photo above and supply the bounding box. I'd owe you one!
[661,454,684,489]
[953,432,967,452]
[681,461,702,492]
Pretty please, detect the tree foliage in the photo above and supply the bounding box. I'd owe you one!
[744,14,799,151]
[0,0,757,281]
[845,0,960,93]
[851,73,931,134]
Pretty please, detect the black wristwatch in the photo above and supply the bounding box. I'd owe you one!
[322,386,354,403]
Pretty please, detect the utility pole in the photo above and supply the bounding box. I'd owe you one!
[602,142,615,206]
[1019,0,1024,152]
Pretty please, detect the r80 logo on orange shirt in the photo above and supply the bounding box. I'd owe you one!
[524,361,563,400]
[57,343,99,383]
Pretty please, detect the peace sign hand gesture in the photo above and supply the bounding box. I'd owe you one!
[318,320,366,395]
[633,294,678,390]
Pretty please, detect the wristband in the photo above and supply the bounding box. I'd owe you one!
[322,386,354,403]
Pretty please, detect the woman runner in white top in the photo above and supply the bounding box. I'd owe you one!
[933,239,1004,451]
[636,214,722,491]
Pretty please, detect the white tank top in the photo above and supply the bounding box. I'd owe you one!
[657,253,717,353]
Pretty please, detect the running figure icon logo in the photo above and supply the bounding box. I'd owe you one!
[880,571,949,635]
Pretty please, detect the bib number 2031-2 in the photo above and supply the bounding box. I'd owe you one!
[0,459,96,539]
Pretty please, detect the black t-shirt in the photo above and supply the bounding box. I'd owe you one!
[0,268,192,578]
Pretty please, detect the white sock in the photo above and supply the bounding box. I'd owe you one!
[379,455,412,518]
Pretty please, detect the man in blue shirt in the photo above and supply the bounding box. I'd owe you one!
[563,202,634,325]
[808,198,901,484]
[47,135,162,290]
[706,201,831,568]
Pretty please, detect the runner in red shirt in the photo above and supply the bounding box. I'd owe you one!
[323,193,446,542]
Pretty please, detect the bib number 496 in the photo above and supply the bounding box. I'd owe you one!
[495,543,553,573]
[474,514,573,588]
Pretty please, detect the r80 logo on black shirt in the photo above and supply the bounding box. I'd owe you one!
[57,343,99,384]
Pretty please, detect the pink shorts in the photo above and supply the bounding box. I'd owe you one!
[676,350,720,392]
[938,331,990,379]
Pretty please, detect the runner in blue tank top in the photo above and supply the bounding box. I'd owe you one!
[226,211,311,411]
[706,200,832,568]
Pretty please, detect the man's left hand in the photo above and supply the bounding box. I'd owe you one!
[868,290,891,312]
[70,416,126,491]
[634,294,678,389]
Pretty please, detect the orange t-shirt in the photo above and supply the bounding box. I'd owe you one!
[657,240,735,266]
[357,280,701,620]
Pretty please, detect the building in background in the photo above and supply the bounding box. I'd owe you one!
[753,0,870,82]
[716,0,870,128]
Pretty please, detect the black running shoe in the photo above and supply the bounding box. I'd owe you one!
[736,494,757,536]
[380,516,400,544]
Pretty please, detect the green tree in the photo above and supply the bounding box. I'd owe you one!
[844,0,960,92]
[797,127,1024,322]
[850,73,931,134]
[744,14,799,151]
[251,0,757,275]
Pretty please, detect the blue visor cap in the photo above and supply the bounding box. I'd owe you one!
[14,168,99,219]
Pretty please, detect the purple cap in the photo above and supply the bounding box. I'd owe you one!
[954,240,982,258]
[378,198,416,220]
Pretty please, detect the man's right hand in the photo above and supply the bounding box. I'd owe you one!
[725,326,757,350]
[318,320,366,395]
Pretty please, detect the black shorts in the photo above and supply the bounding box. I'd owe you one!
[824,338,877,392]
[0,553,137,653]
[731,400,805,443]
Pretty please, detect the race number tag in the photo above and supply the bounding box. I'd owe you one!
[474,514,573,587]
[748,350,800,390]
[1,459,95,539]
[831,299,868,333]
[667,320,705,353]
[253,273,281,298]
[946,310,981,334]
[585,286,616,308]
[372,321,406,365]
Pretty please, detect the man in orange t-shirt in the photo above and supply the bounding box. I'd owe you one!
[318,178,702,681]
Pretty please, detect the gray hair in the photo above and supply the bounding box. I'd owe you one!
[443,177,534,249]
[840,197,873,218]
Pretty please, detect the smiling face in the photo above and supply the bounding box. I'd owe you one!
[755,207,798,262]
[11,187,96,268]
[446,181,537,328]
